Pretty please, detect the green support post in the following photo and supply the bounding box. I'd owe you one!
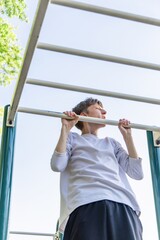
[0,105,17,240]
[147,131,160,239]
[56,220,63,240]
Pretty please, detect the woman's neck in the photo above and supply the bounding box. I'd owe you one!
[81,125,98,136]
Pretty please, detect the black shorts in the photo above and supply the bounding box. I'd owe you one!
[63,200,143,240]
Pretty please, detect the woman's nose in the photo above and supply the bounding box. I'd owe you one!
[102,109,107,115]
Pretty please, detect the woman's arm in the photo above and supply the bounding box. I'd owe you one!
[118,118,138,159]
[55,111,79,153]
[50,111,79,172]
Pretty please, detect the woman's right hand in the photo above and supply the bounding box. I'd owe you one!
[61,111,79,131]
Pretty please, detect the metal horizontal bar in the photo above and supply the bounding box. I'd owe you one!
[51,0,160,27]
[18,107,160,132]
[10,231,54,237]
[37,43,160,71]
[26,78,160,105]
[7,0,50,125]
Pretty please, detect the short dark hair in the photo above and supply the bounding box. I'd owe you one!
[72,97,103,130]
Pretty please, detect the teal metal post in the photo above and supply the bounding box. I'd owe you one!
[56,220,63,240]
[147,131,160,239]
[0,105,17,240]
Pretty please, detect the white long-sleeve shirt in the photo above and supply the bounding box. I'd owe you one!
[51,132,143,233]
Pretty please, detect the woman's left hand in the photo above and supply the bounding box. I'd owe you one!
[118,119,131,138]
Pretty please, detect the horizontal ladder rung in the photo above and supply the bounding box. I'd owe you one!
[10,231,54,237]
[37,43,160,71]
[18,107,160,132]
[26,78,160,105]
[51,0,160,27]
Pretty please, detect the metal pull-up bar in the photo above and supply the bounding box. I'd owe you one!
[51,0,160,27]
[37,43,160,71]
[17,107,160,132]
[26,79,160,106]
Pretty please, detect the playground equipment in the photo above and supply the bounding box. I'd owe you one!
[1,0,160,239]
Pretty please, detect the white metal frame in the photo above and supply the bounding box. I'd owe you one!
[7,0,160,130]
[7,0,50,125]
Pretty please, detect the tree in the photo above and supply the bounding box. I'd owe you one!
[0,107,4,135]
[0,0,27,86]
[0,0,27,133]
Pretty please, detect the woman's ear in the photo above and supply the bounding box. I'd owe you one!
[80,112,87,116]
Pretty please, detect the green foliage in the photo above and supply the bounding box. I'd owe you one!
[0,17,23,86]
[0,0,27,21]
[0,0,28,86]
[0,107,4,116]
[0,107,4,135]
[0,0,27,133]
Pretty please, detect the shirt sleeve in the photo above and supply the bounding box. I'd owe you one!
[50,133,73,172]
[110,138,144,180]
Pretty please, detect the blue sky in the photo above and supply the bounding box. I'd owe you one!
[1,0,160,239]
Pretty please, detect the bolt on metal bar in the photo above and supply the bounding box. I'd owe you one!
[37,43,160,71]
[26,78,160,105]
[51,0,160,27]
[7,0,50,125]
[18,107,160,132]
